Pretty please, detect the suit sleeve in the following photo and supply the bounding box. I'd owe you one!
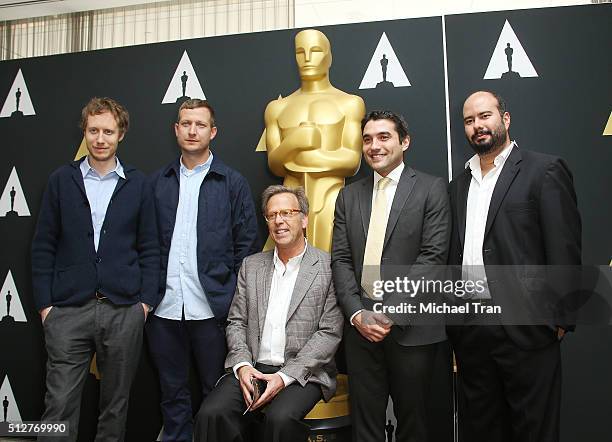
[414,177,452,266]
[539,158,581,266]
[31,174,61,311]
[331,187,365,319]
[231,174,259,274]
[224,259,253,369]
[137,176,161,308]
[538,159,582,331]
[281,275,344,387]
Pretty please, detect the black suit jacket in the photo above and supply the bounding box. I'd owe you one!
[447,146,582,349]
[332,164,451,346]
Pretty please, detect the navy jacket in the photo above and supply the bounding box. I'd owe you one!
[149,155,258,321]
[31,159,160,311]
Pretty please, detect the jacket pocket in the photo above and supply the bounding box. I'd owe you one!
[52,264,94,302]
[119,264,142,296]
[505,201,537,212]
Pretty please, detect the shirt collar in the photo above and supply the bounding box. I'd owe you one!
[180,152,214,175]
[273,240,308,274]
[465,141,516,173]
[80,155,125,179]
[373,161,404,187]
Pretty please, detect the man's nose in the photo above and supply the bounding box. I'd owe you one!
[474,118,485,129]
[273,213,287,224]
[96,132,105,144]
[305,50,312,62]
[188,122,197,134]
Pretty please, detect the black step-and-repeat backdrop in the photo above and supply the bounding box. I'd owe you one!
[0,4,610,441]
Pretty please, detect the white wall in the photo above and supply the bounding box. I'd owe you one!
[294,0,591,26]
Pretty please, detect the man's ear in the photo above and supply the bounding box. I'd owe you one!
[401,135,410,152]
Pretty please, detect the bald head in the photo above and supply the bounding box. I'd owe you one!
[463,90,507,116]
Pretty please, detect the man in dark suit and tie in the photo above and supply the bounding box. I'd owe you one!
[331,110,451,442]
[447,90,582,442]
[194,185,343,442]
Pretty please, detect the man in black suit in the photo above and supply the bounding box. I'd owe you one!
[447,90,582,442]
[332,110,451,442]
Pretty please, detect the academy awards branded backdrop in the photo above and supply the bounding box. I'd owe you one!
[0,4,610,441]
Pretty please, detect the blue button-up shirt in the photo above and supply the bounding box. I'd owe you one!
[80,156,124,251]
[155,154,215,320]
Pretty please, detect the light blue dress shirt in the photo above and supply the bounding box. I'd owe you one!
[155,154,215,321]
[80,156,124,252]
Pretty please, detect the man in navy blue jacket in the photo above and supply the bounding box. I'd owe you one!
[31,97,159,442]
[147,99,258,442]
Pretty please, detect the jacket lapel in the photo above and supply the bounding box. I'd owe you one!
[358,178,373,237]
[484,147,522,239]
[383,166,416,249]
[110,177,127,199]
[99,163,132,253]
[257,253,274,337]
[70,162,95,246]
[100,176,128,231]
[456,169,472,248]
[70,161,88,199]
[110,164,132,200]
[161,162,181,240]
[286,247,318,323]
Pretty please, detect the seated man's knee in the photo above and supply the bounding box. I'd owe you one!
[264,407,301,432]
[196,397,225,423]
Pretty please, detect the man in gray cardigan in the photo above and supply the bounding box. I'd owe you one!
[194,185,343,442]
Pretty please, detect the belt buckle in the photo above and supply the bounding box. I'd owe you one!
[95,292,107,300]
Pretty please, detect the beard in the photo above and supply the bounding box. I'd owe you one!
[467,122,507,155]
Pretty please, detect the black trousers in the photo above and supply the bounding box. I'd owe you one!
[194,364,322,442]
[39,299,144,442]
[451,326,561,442]
[345,324,442,442]
[146,315,227,442]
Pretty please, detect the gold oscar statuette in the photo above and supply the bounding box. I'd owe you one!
[263,29,366,251]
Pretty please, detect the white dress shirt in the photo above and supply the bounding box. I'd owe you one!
[233,242,307,386]
[350,162,405,325]
[155,154,215,320]
[462,141,515,299]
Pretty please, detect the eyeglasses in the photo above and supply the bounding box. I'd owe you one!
[264,209,302,222]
